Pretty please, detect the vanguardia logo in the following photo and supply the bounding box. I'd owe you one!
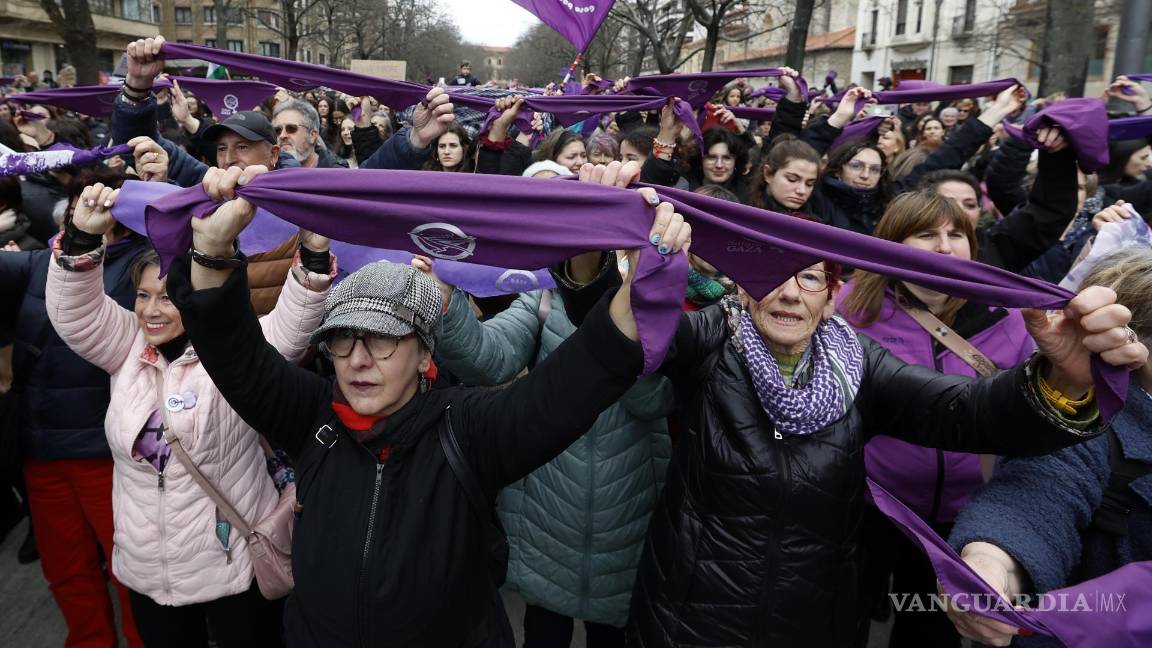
[890,592,1127,613]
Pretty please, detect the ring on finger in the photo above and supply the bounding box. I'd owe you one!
[1124,326,1139,345]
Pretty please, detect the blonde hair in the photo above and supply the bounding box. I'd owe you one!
[1079,248,1152,345]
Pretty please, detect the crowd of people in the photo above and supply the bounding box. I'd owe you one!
[1,32,1151,648]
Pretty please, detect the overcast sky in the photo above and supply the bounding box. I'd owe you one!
[441,0,540,47]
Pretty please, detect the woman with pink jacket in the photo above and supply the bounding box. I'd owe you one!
[45,180,333,648]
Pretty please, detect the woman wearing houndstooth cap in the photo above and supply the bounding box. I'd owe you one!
[164,161,690,647]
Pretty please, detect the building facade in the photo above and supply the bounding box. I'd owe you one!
[156,0,285,58]
[0,0,158,77]
[851,0,1126,97]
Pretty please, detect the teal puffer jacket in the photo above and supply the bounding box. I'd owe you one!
[437,288,672,627]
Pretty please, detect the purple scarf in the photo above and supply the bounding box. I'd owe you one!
[869,478,1152,646]
[161,77,277,118]
[1001,98,1111,172]
[135,168,1128,417]
[110,180,555,298]
[1,143,131,176]
[823,78,1021,109]
[510,0,616,52]
[1108,115,1152,141]
[2,85,124,117]
[738,311,864,436]
[727,106,776,121]
[625,68,809,108]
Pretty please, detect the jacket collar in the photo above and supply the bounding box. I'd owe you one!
[1114,380,1152,463]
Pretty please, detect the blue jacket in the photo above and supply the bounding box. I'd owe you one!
[436,286,673,627]
[0,237,151,459]
[950,380,1152,647]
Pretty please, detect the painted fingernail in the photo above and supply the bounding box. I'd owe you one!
[103,200,113,208]
[650,233,660,245]
[238,175,248,185]
[85,199,95,207]
[658,243,670,255]
[647,194,660,205]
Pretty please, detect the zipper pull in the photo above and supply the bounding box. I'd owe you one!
[158,472,165,491]
[225,548,232,564]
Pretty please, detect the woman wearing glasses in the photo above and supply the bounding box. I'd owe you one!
[837,190,1038,648]
[807,139,889,236]
[627,206,1145,645]
[45,181,333,647]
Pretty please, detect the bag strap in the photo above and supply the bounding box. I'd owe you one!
[156,379,255,537]
[438,405,491,527]
[896,301,1000,481]
[896,302,999,378]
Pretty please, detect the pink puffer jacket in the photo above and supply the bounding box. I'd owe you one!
[46,251,329,605]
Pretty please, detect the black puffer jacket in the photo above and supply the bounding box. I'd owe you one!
[809,176,884,235]
[169,256,644,648]
[627,305,1101,647]
[1,237,149,459]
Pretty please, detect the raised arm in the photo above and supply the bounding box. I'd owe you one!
[44,184,138,375]
[359,87,452,170]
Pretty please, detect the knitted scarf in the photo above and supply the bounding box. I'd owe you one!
[735,310,864,436]
[685,267,730,307]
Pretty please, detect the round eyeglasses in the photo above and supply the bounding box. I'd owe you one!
[792,269,831,292]
[320,330,403,360]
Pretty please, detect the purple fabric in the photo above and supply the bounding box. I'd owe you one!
[132,409,171,474]
[16,109,47,121]
[166,76,277,118]
[1,143,131,176]
[135,169,1129,413]
[823,78,1022,110]
[830,115,888,150]
[626,68,809,108]
[0,77,17,87]
[509,0,616,51]
[1,84,124,117]
[868,477,1152,646]
[1108,115,1152,141]
[727,106,776,121]
[1000,98,1111,172]
[110,180,554,297]
[894,79,944,91]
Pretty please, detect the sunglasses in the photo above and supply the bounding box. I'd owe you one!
[273,123,305,136]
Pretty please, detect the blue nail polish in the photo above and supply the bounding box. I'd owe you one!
[650,234,660,245]
[658,243,669,255]
[648,195,660,205]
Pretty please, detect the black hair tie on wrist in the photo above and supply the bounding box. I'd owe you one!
[298,245,330,275]
[61,222,104,256]
[122,80,152,94]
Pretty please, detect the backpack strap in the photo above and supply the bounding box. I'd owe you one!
[1090,427,1152,536]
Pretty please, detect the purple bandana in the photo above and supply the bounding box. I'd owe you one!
[2,85,124,117]
[869,478,1152,646]
[162,76,277,118]
[738,312,864,435]
[510,0,616,52]
[110,180,555,298]
[131,168,1129,416]
[626,68,809,108]
[727,105,776,121]
[1,143,131,176]
[1001,98,1111,172]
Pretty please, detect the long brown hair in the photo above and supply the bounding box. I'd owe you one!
[745,137,820,210]
[839,190,977,327]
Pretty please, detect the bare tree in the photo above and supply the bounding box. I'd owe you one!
[783,0,818,70]
[610,0,695,73]
[251,0,326,60]
[1038,0,1093,96]
[686,0,785,71]
[31,0,99,84]
[505,23,578,85]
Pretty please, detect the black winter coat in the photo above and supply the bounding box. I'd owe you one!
[0,237,150,459]
[627,306,1101,647]
[167,256,644,648]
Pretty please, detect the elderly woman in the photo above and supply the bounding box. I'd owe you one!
[625,223,1147,644]
[946,247,1152,648]
[163,161,690,647]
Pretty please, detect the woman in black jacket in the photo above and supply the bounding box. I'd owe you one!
[165,161,690,647]
[626,239,1146,646]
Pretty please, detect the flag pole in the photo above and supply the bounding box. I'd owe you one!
[560,52,584,85]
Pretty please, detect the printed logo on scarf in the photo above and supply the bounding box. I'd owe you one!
[495,269,539,293]
[409,223,477,260]
[222,94,239,115]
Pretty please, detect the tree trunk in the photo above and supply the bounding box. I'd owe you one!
[784,0,817,70]
[701,24,719,71]
[215,0,228,48]
[40,0,100,85]
[630,37,649,77]
[1038,0,1093,97]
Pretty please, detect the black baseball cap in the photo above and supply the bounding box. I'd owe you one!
[203,111,276,145]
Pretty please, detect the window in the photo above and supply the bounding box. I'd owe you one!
[319,52,326,65]
[151,3,161,22]
[227,40,244,52]
[203,6,215,23]
[869,9,878,44]
[205,38,217,48]
[226,6,243,24]
[1087,27,1109,77]
[305,50,312,63]
[174,6,192,23]
[257,9,281,29]
[895,0,908,35]
[258,41,281,57]
[948,65,974,85]
[177,39,193,44]
[915,0,923,32]
[497,57,503,66]
[963,0,977,31]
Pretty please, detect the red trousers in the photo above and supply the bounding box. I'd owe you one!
[24,458,143,648]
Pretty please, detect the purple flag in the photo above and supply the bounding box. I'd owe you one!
[1,143,131,176]
[1001,98,1111,172]
[134,168,1129,412]
[111,180,555,298]
[626,68,810,108]
[165,77,278,118]
[868,478,1152,646]
[510,0,616,52]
